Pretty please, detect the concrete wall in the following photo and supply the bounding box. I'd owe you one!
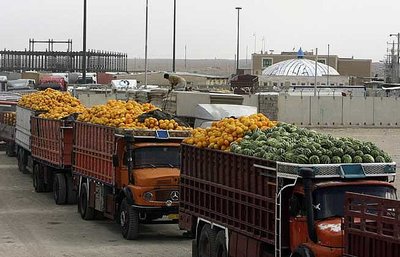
[273,95,400,127]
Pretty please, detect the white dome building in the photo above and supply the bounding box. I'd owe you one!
[262,58,340,77]
[259,48,349,91]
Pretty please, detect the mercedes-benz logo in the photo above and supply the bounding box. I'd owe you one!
[170,191,180,201]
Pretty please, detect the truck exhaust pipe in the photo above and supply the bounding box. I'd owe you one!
[125,134,135,184]
[299,168,318,243]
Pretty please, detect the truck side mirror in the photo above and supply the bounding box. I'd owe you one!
[289,196,300,217]
[112,154,119,167]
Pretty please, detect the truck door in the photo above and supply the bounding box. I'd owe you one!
[289,193,309,251]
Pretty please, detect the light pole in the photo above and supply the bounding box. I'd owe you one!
[173,0,176,72]
[235,7,242,75]
[82,0,87,84]
[144,0,149,88]
[390,33,400,83]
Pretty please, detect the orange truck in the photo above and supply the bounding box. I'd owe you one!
[72,122,190,239]
[178,144,397,257]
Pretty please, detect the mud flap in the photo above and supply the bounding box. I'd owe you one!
[192,239,198,257]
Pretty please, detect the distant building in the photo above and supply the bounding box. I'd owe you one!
[258,49,349,90]
[252,48,372,85]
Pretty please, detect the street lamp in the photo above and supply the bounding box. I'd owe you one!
[172,0,176,72]
[82,0,87,84]
[235,7,242,75]
[390,33,400,83]
[144,0,149,88]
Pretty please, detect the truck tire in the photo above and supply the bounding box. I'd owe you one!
[78,183,95,220]
[120,198,139,240]
[215,231,227,257]
[17,148,28,173]
[198,224,217,257]
[33,163,45,192]
[66,174,77,204]
[192,239,198,257]
[53,173,67,205]
[6,142,15,157]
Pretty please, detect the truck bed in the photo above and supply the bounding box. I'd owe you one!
[0,112,15,141]
[15,106,37,151]
[179,144,277,245]
[344,192,400,257]
[73,122,115,185]
[31,117,73,168]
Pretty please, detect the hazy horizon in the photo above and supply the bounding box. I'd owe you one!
[1,0,399,62]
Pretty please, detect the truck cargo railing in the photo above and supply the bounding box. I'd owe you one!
[180,144,278,245]
[31,117,73,168]
[255,162,396,180]
[344,192,400,257]
[115,128,191,140]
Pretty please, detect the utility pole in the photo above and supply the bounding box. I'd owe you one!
[184,44,187,70]
[172,0,176,72]
[82,0,87,84]
[327,44,330,86]
[390,33,400,82]
[314,48,318,96]
[144,0,149,88]
[235,7,242,74]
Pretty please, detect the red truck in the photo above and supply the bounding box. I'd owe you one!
[179,144,397,257]
[344,192,400,257]
[38,76,67,91]
[30,116,76,204]
[73,122,190,239]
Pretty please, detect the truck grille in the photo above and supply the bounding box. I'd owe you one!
[154,189,179,202]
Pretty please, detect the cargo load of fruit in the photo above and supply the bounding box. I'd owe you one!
[183,115,396,171]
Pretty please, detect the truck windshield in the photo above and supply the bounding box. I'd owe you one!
[133,146,180,168]
[313,185,396,220]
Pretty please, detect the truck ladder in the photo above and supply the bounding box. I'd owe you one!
[275,174,298,257]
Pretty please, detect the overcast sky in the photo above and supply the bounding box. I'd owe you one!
[0,0,399,61]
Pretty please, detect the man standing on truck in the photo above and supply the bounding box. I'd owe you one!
[164,73,187,91]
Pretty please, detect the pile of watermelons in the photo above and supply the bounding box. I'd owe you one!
[230,123,392,164]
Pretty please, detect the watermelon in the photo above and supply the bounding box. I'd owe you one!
[375,156,385,163]
[383,153,393,162]
[353,156,363,163]
[331,156,341,164]
[320,155,331,164]
[355,150,364,157]
[342,154,352,163]
[296,154,309,164]
[309,155,320,164]
[363,154,375,163]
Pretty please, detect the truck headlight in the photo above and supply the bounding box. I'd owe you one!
[143,192,154,201]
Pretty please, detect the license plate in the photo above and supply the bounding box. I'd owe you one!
[168,214,179,220]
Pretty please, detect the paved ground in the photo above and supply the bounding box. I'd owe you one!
[0,128,399,257]
[0,152,191,257]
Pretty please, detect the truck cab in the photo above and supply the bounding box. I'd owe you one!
[73,124,190,239]
[289,178,396,257]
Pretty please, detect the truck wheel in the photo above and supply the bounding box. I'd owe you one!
[78,183,95,220]
[53,173,67,205]
[33,163,45,192]
[17,148,27,173]
[198,224,217,257]
[66,174,77,204]
[215,231,227,257]
[6,142,15,157]
[120,198,139,240]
